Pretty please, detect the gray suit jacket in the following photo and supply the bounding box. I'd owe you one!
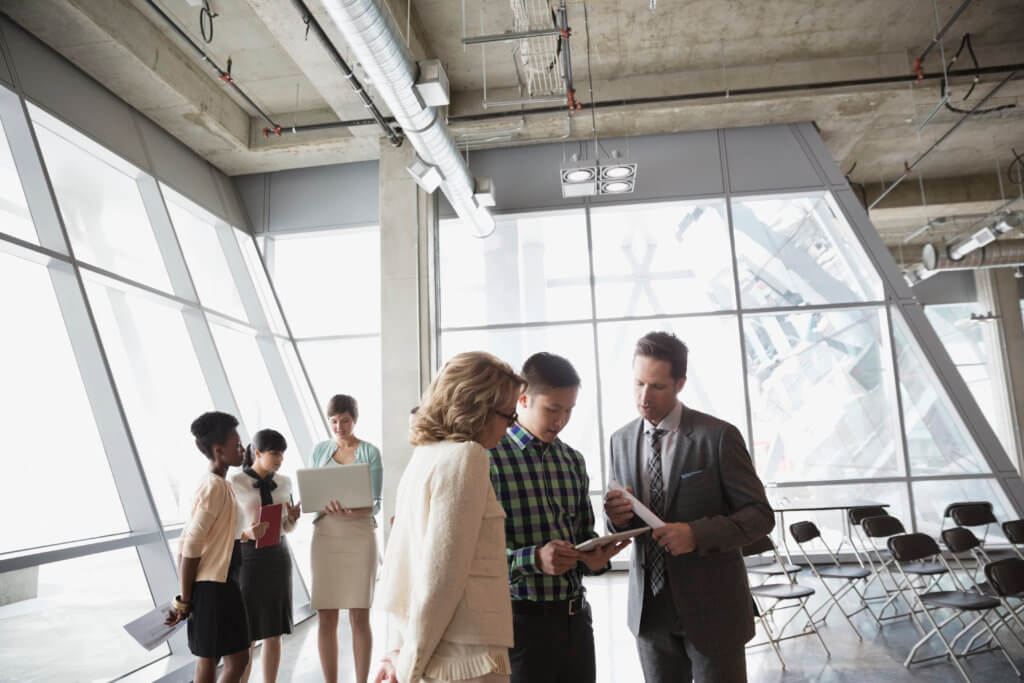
[608,406,774,655]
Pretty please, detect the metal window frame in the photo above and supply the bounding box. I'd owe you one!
[430,123,1024,524]
[0,80,326,656]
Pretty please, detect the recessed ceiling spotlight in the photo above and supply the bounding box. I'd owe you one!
[600,180,634,194]
[602,164,636,180]
[562,167,597,183]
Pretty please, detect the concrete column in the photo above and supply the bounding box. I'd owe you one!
[975,268,1024,473]
[378,140,434,537]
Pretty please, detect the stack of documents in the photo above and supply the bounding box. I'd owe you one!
[124,602,185,651]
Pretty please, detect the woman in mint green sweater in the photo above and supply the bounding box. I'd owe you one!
[309,394,382,683]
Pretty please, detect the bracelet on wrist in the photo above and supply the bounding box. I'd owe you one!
[172,595,191,614]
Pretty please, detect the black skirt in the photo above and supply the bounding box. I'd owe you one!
[187,544,250,659]
[236,537,293,641]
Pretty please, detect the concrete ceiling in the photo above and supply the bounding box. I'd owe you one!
[1,0,1023,248]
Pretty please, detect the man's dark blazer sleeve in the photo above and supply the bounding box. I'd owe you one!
[687,424,775,555]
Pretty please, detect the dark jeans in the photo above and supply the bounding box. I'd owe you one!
[510,601,596,683]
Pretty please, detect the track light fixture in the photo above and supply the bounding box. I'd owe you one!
[560,160,638,198]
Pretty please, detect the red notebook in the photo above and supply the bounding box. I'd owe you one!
[256,503,283,549]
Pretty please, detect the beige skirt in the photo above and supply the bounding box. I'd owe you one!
[310,514,377,610]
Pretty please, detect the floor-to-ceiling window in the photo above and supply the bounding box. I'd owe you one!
[260,225,382,584]
[0,84,322,680]
[437,191,1017,552]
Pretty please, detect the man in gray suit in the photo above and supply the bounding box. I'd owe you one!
[604,331,774,683]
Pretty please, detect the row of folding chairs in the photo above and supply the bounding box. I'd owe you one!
[743,501,1024,680]
[836,501,1024,682]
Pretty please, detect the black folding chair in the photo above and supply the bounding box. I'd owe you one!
[789,520,873,638]
[742,536,829,669]
[985,557,1024,635]
[950,503,1017,562]
[888,533,1020,682]
[942,501,990,533]
[1002,519,1024,560]
[942,527,1024,653]
[861,514,935,624]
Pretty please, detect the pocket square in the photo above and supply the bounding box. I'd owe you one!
[679,470,704,481]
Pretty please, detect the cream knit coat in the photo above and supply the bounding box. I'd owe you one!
[377,440,514,683]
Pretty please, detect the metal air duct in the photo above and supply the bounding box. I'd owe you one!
[319,0,495,237]
[895,239,1024,272]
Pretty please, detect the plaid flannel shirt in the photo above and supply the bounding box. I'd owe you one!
[488,423,605,602]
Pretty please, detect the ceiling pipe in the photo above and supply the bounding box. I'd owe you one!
[318,0,494,237]
[287,0,402,146]
[143,0,279,130]
[274,61,1024,137]
[913,0,974,79]
[868,70,1017,210]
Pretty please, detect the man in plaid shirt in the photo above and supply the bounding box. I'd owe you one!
[489,352,629,683]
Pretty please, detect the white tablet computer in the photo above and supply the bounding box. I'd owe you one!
[297,463,373,512]
[574,526,650,552]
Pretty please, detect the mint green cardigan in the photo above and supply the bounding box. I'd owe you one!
[310,440,383,515]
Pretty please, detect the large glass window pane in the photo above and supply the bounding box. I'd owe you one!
[0,548,166,680]
[590,200,735,317]
[297,336,383,449]
[234,228,287,334]
[744,306,903,482]
[925,303,1015,458]
[0,118,36,244]
[276,337,328,449]
[30,108,172,292]
[269,228,380,337]
[440,324,603,488]
[597,316,747,457]
[912,478,1016,544]
[207,320,297,461]
[892,307,990,476]
[163,185,247,320]
[439,210,592,328]
[84,275,214,523]
[0,252,128,552]
[731,192,883,309]
[767,482,911,554]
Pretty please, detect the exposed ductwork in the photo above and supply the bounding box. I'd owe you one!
[890,239,1024,272]
[319,0,495,237]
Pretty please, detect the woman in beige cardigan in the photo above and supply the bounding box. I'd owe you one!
[373,351,525,683]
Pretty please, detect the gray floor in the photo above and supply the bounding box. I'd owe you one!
[122,569,1024,682]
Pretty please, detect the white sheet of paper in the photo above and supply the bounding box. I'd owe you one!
[123,602,185,651]
[607,479,666,529]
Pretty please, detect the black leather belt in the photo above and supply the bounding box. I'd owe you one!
[512,596,586,616]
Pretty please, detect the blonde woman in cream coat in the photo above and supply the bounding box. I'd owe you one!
[373,351,525,683]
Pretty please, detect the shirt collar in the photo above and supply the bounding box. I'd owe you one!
[645,401,683,434]
[506,422,556,453]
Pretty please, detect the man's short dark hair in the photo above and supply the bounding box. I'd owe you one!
[635,331,688,380]
[522,352,581,395]
[190,411,239,460]
[326,394,358,420]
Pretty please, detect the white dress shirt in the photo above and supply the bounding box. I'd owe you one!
[229,470,296,540]
[638,401,684,506]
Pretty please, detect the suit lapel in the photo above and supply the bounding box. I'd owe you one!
[664,405,695,512]
[629,418,645,494]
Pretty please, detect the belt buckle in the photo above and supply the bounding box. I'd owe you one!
[568,597,579,616]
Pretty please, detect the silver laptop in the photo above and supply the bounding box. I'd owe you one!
[296,463,373,513]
